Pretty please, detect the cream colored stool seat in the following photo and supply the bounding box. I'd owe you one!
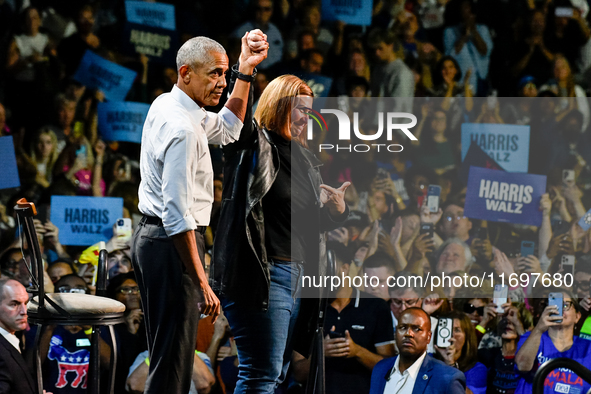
[28,294,125,315]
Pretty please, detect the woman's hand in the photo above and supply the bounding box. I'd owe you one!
[534,305,563,334]
[320,182,351,217]
[493,249,515,277]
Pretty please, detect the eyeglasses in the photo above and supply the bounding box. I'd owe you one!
[57,286,87,294]
[539,300,575,311]
[463,303,484,315]
[391,298,420,308]
[444,214,465,222]
[119,286,140,295]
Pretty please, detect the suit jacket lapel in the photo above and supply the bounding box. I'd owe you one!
[412,355,434,394]
[377,356,397,394]
[0,334,35,392]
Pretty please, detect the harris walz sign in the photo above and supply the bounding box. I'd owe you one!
[123,1,178,64]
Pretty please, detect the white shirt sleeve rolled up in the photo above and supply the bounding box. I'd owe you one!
[138,85,243,236]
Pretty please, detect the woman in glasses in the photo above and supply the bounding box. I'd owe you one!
[480,302,532,394]
[106,271,146,394]
[515,288,591,394]
[435,311,488,394]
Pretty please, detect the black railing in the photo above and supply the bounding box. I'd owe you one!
[533,358,591,393]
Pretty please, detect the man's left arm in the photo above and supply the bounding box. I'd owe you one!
[205,30,268,145]
[346,299,396,370]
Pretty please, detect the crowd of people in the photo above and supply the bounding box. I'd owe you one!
[1,0,591,393]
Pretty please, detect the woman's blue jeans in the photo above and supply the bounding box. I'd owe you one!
[222,260,304,394]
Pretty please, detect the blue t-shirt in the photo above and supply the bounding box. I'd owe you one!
[515,331,591,394]
[465,362,488,394]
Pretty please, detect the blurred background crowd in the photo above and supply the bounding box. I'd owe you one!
[1,0,591,393]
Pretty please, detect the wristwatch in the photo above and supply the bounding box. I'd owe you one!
[232,64,257,82]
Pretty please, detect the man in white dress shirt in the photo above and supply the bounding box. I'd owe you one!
[0,279,37,394]
[131,32,268,394]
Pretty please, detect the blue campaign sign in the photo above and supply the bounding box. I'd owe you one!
[98,102,150,143]
[125,1,176,30]
[321,0,372,26]
[124,22,178,64]
[301,74,333,97]
[73,51,137,102]
[461,123,530,173]
[0,136,20,190]
[50,196,123,245]
[464,167,546,226]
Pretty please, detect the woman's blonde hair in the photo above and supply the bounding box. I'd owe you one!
[254,74,313,144]
[31,127,59,172]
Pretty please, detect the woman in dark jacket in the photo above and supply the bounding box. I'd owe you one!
[212,74,349,393]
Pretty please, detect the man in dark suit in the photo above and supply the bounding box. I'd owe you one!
[370,308,466,394]
[0,278,36,394]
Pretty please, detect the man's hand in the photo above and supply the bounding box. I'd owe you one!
[239,29,268,73]
[324,326,350,357]
[580,296,591,312]
[198,284,221,323]
[320,182,351,217]
[124,309,144,335]
[422,293,444,315]
[212,312,231,339]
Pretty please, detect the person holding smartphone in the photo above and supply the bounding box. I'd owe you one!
[515,288,591,394]
[291,242,395,394]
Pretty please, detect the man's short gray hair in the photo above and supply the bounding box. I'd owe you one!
[176,37,226,72]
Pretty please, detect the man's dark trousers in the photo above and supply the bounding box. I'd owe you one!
[131,217,204,394]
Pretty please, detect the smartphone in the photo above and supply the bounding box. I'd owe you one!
[552,220,571,237]
[563,169,575,183]
[420,223,434,238]
[328,331,345,339]
[436,318,453,348]
[426,185,441,213]
[115,218,132,242]
[548,292,563,323]
[555,7,574,17]
[493,284,508,313]
[561,255,575,275]
[37,204,49,223]
[521,241,535,257]
[476,226,489,240]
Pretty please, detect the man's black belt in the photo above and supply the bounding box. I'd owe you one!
[141,215,206,234]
